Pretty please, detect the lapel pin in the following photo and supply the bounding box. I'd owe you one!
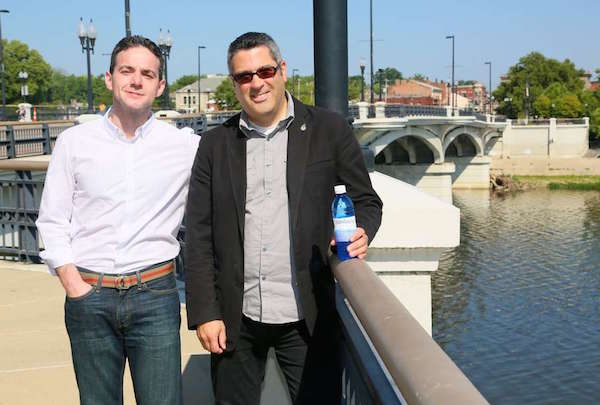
[300,123,306,132]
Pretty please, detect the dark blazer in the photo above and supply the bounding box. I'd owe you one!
[184,97,382,350]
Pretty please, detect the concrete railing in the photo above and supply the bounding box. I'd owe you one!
[333,256,488,404]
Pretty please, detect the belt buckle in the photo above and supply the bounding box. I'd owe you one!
[114,275,128,290]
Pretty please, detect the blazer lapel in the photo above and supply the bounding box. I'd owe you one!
[226,129,247,240]
[287,100,311,232]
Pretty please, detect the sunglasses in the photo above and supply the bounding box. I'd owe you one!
[231,63,281,85]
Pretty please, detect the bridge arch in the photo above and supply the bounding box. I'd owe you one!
[368,127,443,163]
[443,126,483,158]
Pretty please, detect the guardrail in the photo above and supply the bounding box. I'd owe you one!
[333,256,488,404]
[0,121,75,159]
[0,160,48,262]
[0,112,241,160]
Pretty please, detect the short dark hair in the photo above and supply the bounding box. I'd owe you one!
[109,35,164,80]
[227,32,282,74]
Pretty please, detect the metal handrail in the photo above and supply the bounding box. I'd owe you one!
[332,256,488,405]
[0,160,49,171]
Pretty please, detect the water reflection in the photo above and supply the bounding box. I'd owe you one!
[432,189,600,404]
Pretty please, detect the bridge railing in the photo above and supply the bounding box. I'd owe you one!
[333,256,488,404]
[1,161,488,404]
[0,121,74,159]
[0,112,241,160]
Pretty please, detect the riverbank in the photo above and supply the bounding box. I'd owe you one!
[490,156,600,176]
[512,175,600,190]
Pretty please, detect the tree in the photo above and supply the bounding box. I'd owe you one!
[348,75,362,102]
[214,79,241,110]
[410,73,426,81]
[493,52,584,118]
[3,39,52,104]
[170,74,201,93]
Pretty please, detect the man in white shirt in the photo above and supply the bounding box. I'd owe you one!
[36,36,198,405]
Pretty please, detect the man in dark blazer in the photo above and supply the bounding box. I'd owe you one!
[184,32,382,404]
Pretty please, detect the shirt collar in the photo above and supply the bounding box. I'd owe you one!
[239,91,295,138]
[103,106,155,141]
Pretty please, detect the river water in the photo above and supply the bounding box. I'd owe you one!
[432,189,600,404]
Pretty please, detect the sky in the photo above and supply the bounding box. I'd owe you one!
[2,0,599,91]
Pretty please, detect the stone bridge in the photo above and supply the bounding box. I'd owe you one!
[353,112,507,202]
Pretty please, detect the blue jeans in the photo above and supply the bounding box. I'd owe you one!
[65,270,182,405]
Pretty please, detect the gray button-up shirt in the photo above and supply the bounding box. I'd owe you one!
[239,92,303,324]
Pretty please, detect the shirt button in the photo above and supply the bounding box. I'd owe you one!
[262,247,267,252]
[261,276,267,281]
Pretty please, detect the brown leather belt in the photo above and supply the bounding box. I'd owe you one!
[79,262,174,290]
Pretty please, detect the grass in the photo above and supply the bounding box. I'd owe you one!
[512,175,600,191]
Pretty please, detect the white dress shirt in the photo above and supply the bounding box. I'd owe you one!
[36,111,199,275]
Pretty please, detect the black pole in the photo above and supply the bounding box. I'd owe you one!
[313,0,348,117]
[488,62,492,114]
[378,69,383,101]
[163,57,169,109]
[125,0,131,37]
[360,64,365,102]
[369,0,374,104]
[451,37,455,114]
[198,46,205,113]
[85,39,93,113]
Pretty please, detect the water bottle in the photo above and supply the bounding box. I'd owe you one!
[332,185,357,261]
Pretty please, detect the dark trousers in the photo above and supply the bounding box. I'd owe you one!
[211,315,342,405]
[65,271,182,405]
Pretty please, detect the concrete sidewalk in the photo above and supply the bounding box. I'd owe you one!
[0,262,212,405]
[0,262,290,405]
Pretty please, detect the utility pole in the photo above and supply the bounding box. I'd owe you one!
[369,0,374,104]
[446,35,455,115]
[485,61,491,114]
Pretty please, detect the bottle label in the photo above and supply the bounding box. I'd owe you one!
[333,216,357,242]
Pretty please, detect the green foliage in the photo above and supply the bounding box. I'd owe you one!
[590,107,600,139]
[170,74,201,93]
[494,52,585,119]
[214,79,241,110]
[348,75,363,102]
[458,80,476,85]
[410,73,426,81]
[493,52,600,138]
[3,39,52,104]
[285,75,315,105]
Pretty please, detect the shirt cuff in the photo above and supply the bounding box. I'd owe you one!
[40,249,75,276]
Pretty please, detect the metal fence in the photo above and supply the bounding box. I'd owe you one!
[384,104,447,118]
[0,112,242,160]
[0,122,74,159]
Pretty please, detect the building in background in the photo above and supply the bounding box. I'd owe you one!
[386,79,471,109]
[175,75,227,113]
[455,81,487,111]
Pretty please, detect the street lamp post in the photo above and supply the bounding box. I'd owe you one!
[369,0,374,104]
[377,68,384,101]
[360,58,366,102]
[157,29,172,109]
[18,70,28,102]
[197,45,205,113]
[484,61,491,114]
[445,35,455,115]
[187,88,191,113]
[78,17,97,114]
[0,9,10,120]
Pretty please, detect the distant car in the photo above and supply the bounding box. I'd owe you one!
[154,110,182,119]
